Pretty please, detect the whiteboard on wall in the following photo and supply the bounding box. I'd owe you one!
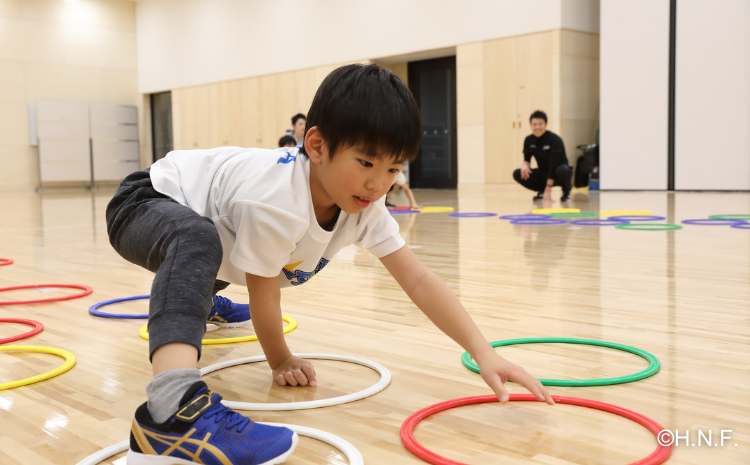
[90,105,140,182]
[33,103,140,186]
[36,102,92,184]
[675,0,750,190]
[600,0,670,190]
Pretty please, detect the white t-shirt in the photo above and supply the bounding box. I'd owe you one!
[149,146,405,288]
[394,171,406,185]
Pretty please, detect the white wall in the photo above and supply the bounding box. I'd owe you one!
[0,0,139,191]
[675,0,750,190]
[136,0,601,93]
[600,0,670,190]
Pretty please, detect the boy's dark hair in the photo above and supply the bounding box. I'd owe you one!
[529,110,547,123]
[291,113,306,125]
[299,64,421,163]
[278,135,297,147]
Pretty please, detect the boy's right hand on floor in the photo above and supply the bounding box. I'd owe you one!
[477,354,555,405]
[272,355,317,387]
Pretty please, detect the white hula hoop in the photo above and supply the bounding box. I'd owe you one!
[75,422,364,465]
[200,353,391,411]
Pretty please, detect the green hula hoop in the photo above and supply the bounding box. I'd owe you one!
[462,337,660,386]
[550,212,599,218]
[615,223,682,231]
[708,214,750,221]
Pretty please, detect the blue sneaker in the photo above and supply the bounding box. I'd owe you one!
[128,381,298,465]
[207,295,251,328]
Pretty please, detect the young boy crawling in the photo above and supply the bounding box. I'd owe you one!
[106,64,553,465]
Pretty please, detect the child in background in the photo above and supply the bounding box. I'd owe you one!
[386,169,421,209]
[278,135,297,148]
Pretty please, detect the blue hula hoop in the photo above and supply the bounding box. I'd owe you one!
[681,219,747,226]
[89,295,149,319]
[509,218,567,225]
[389,210,420,215]
[499,214,552,220]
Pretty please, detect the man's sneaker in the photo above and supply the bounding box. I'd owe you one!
[128,381,298,465]
[207,295,251,328]
[560,192,571,202]
[533,192,544,201]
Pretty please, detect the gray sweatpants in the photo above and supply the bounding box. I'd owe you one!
[106,169,229,361]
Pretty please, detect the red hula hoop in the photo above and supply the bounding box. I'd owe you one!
[0,258,13,267]
[0,318,44,344]
[0,284,93,305]
[401,394,672,465]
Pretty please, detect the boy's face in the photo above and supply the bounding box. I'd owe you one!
[320,145,405,213]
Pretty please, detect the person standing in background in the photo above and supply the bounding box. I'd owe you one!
[285,113,306,146]
[513,110,572,202]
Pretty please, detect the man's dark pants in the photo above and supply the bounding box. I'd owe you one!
[512,165,572,194]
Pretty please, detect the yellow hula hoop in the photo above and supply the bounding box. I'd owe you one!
[600,210,653,216]
[418,206,454,213]
[0,345,76,390]
[139,315,298,345]
[532,208,581,214]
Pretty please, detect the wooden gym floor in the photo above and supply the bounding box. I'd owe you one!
[0,185,748,464]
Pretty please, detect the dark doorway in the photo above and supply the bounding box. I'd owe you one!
[408,57,457,188]
[151,91,173,162]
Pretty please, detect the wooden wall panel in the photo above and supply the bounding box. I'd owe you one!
[456,43,485,184]
[227,80,244,146]
[193,85,211,149]
[240,77,260,147]
[484,36,517,184]
[168,59,420,155]
[258,75,277,148]
[274,71,296,143]
[209,82,228,147]
[482,30,568,184]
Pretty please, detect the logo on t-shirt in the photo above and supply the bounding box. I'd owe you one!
[542,145,550,150]
[282,257,330,285]
[277,151,297,164]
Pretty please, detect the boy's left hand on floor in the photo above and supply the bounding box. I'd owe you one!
[477,355,555,405]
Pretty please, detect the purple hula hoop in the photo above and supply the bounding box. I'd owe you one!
[89,295,149,319]
[570,219,630,227]
[681,219,747,226]
[509,218,567,225]
[448,212,498,218]
[731,223,750,229]
[389,210,420,215]
[608,215,665,222]
[499,214,552,220]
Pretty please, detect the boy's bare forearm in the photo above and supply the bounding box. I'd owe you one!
[245,273,292,368]
[380,248,494,362]
[408,271,495,360]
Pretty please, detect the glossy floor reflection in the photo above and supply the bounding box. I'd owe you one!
[0,185,748,464]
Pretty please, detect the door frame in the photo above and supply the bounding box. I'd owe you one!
[408,56,458,189]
